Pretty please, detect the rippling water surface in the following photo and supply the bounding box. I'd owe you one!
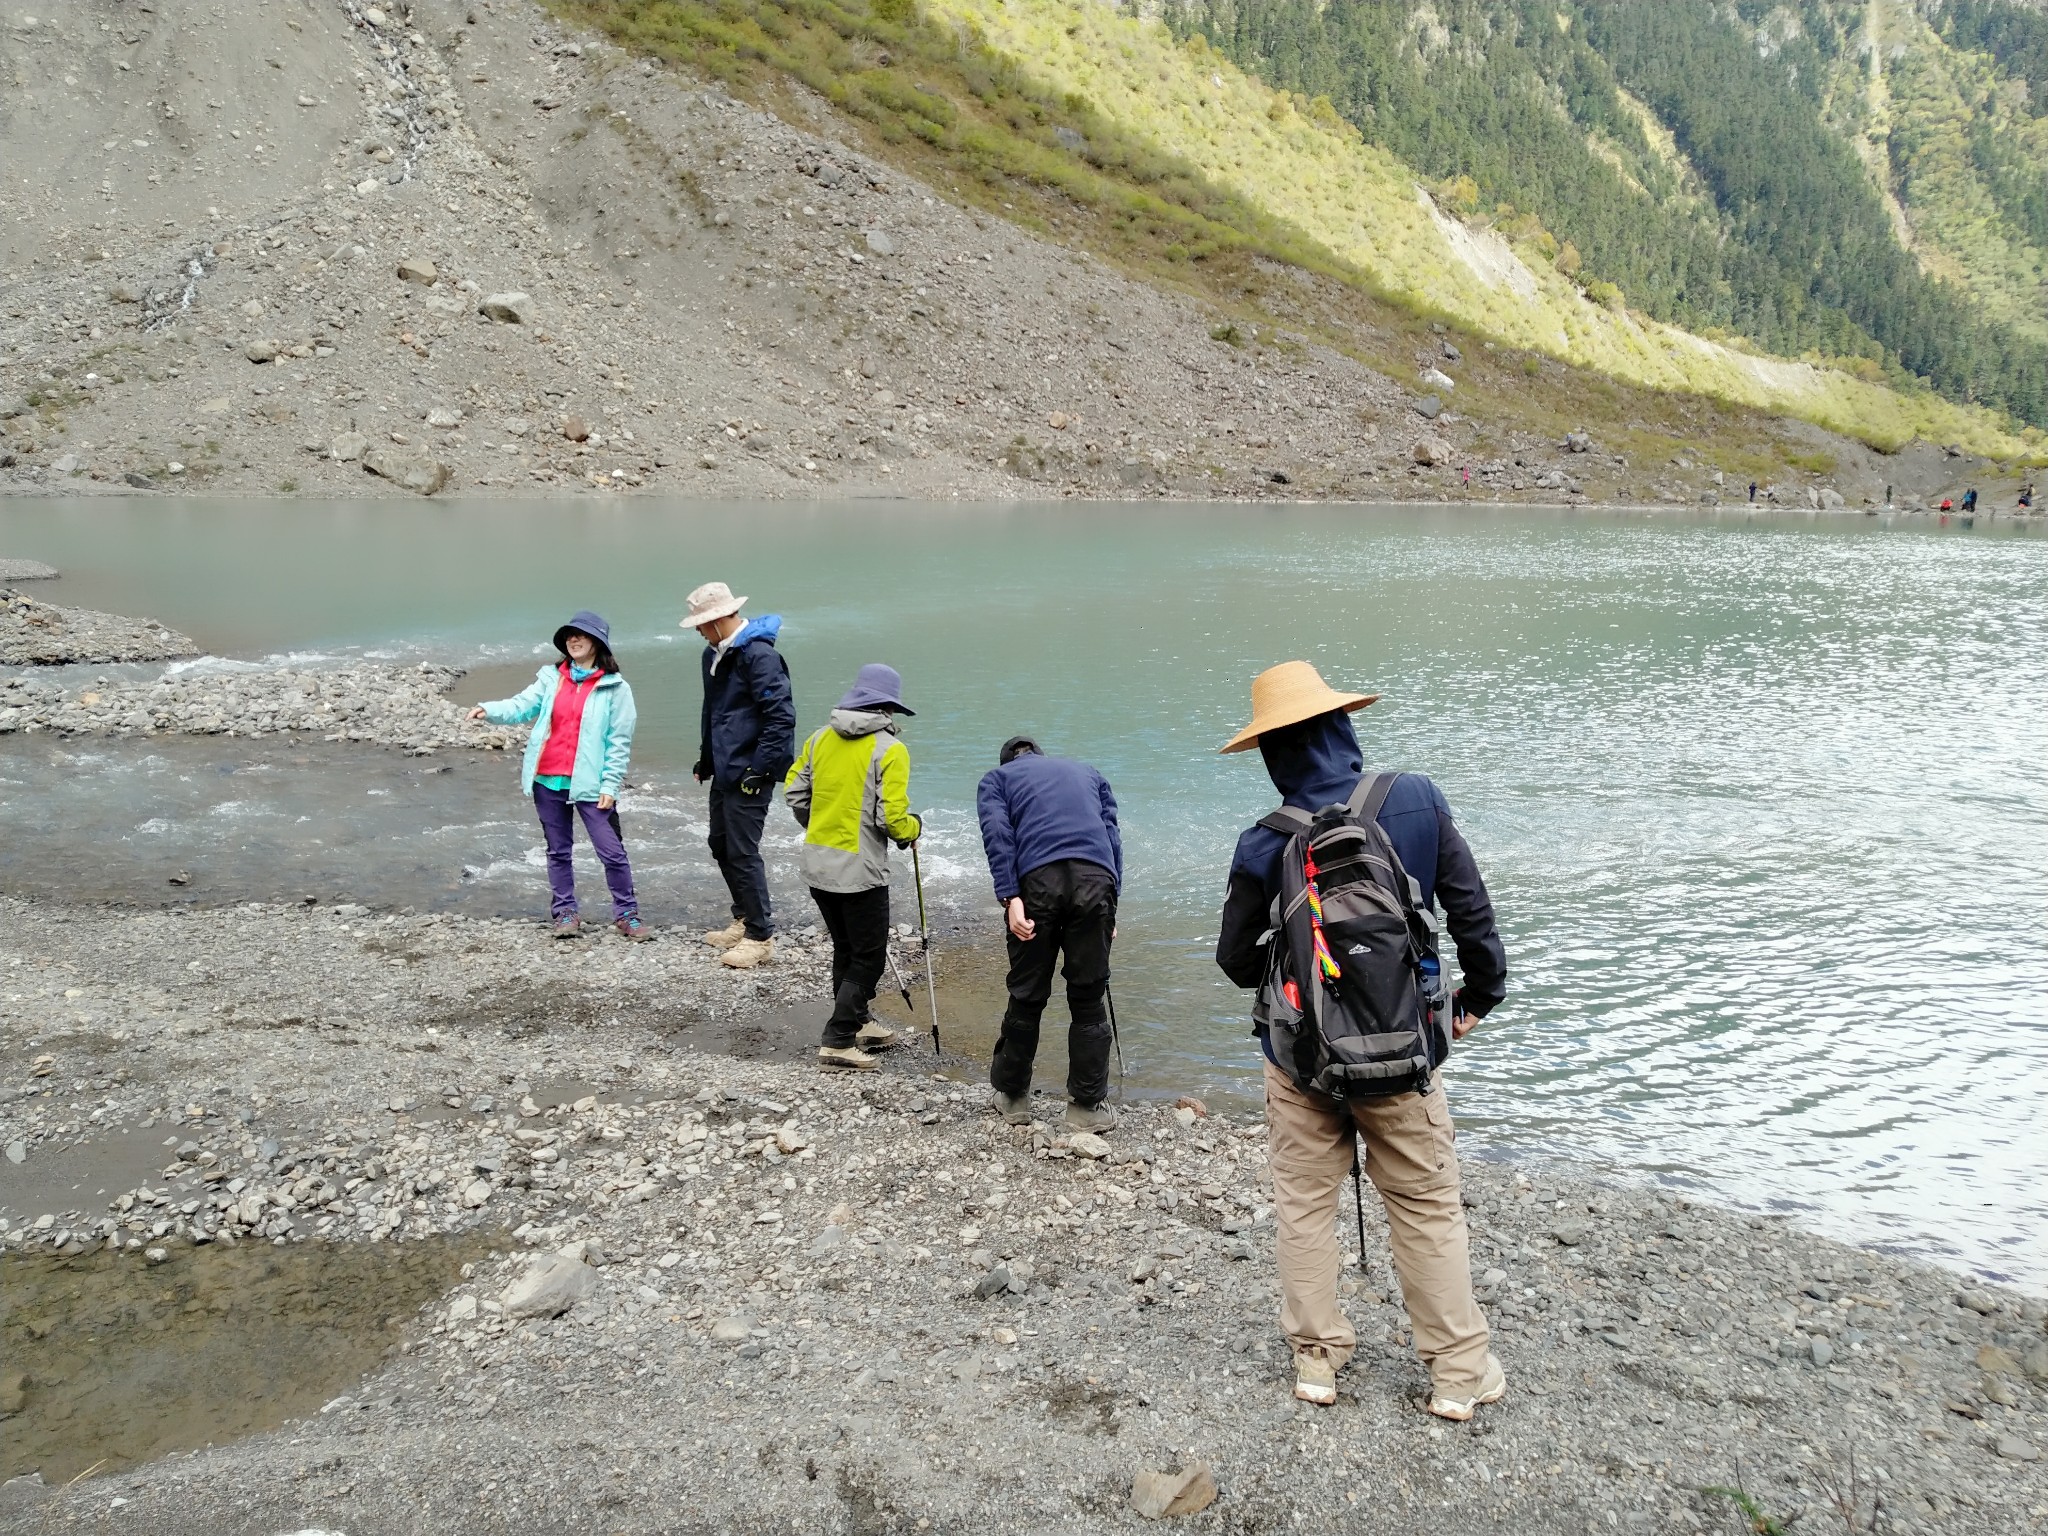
[3,500,2043,1284]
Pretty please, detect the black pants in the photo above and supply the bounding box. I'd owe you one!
[706,780,774,940]
[990,859,1116,1106]
[811,886,891,1049]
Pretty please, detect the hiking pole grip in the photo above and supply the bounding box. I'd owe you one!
[911,841,941,1057]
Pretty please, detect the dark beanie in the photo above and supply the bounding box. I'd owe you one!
[999,735,1040,766]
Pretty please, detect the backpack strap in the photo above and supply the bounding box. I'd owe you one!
[1258,806,1313,837]
[1346,771,1400,824]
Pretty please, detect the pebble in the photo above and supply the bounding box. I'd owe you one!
[478,291,532,324]
[1131,1462,1217,1519]
[709,1314,752,1343]
[1810,1336,1834,1368]
[1997,1435,2042,1463]
[1069,1132,1112,1160]
[397,257,438,285]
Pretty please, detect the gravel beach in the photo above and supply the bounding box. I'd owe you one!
[0,590,197,668]
[2,896,2044,1535]
[0,658,518,751]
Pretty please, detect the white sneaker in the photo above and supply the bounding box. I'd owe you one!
[1426,1354,1507,1422]
[1293,1345,1338,1406]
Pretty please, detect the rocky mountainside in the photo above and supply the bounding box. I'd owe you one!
[0,0,2037,504]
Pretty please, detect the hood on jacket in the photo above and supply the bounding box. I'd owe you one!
[712,613,783,670]
[828,707,897,740]
[1257,709,1364,811]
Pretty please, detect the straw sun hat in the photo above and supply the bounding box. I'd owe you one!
[682,581,747,628]
[1218,660,1379,754]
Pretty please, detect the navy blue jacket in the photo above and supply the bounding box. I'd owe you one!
[698,615,796,791]
[1215,710,1507,1020]
[976,752,1122,903]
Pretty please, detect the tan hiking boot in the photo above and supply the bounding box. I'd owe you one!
[1293,1345,1338,1406]
[854,1020,899,1051]
[702,920,746,951]
[720,937,774,970]
[1426,1353,1507,1422]
[994,1091,1033,1125]
[818,1045,877,1073]
[1063,1100,1117,1133]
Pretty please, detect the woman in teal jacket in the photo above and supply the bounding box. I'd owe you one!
[469,610,649,940]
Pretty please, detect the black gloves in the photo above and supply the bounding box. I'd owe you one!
[693,757,713,784]
[739,771,773,797]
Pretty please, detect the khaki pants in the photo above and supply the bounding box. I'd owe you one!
[1262,1059,1492,1393]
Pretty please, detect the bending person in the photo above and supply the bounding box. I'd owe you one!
[975,736,1122,1132]
[785,665,923,1073]
[468,610,648,941]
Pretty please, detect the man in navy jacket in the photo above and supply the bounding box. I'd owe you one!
[1215,660,1507,1424]
[684,580,796,971]
[975,737,1122,1131]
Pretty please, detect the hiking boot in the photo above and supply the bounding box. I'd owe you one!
[1426,1354,1507,1423]
[817,1045,878,1073]
[1063,1100,1117,1134]
[720,937,774,970]
[703,919,747,951]
[994,1091,1033,1125]
[550,915,581,939]
[615,915,654,943]
[1293,1345,1338,1406]
[854,1020,899,1051]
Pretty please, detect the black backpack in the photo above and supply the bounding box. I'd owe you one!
[1254,773,1450,1101]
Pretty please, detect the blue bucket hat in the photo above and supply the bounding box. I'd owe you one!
[552,609,611,653]
[837,662,914,716]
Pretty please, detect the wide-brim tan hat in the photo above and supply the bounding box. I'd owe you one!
[682,580,747,628]
[1219,660,1378,754]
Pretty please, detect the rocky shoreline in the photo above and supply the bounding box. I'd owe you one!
[0,657,522,752]
[0,563,58,584]
[0,589,197,668]
[1,895,2043,1534]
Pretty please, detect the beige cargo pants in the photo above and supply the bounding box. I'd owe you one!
[1262,1059,1493,1393]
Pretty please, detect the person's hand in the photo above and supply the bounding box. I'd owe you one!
[467,706,487,722]
[738,771,770,797]
[1005,898,1036,942]
[596,794,615,812]
[1452,1011,1479,1041]
[692,757,712,784]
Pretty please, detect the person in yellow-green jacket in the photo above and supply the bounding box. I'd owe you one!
[784,663,924,1072]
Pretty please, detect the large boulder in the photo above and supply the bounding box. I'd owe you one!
[478,291,533,324]
[1411,436,1451,467]
[362,444,452,496]
[501,1254,598,1319]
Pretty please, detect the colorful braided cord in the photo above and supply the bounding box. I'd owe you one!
[1303,847,1341,982]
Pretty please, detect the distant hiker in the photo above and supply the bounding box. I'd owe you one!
[1885,484,1894,506]
[975,736,1122,1132]
[2021,484,2035,509]
[1747,481,1757,504]
[686,580,795,971]
[784,664,923,1073]
[468,610,647,941]
[1940,498,1954,513]
[1962,488,1978,514]
[1460,466,1470,488]
[1214,661,1508,1422]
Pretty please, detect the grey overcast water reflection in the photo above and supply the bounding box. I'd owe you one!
[3,500,2044,1285]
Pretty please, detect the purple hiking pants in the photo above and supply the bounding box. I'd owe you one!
[534,783,637,921]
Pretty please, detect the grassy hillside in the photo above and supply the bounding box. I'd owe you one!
[557,0,2045,459]
[1818,0,2048,348]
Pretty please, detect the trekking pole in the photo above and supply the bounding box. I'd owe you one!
[882,946,916,1017]
[1109,987,1126,1094]
[1351,1136,1368,1271]
[910,840,942,1058]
